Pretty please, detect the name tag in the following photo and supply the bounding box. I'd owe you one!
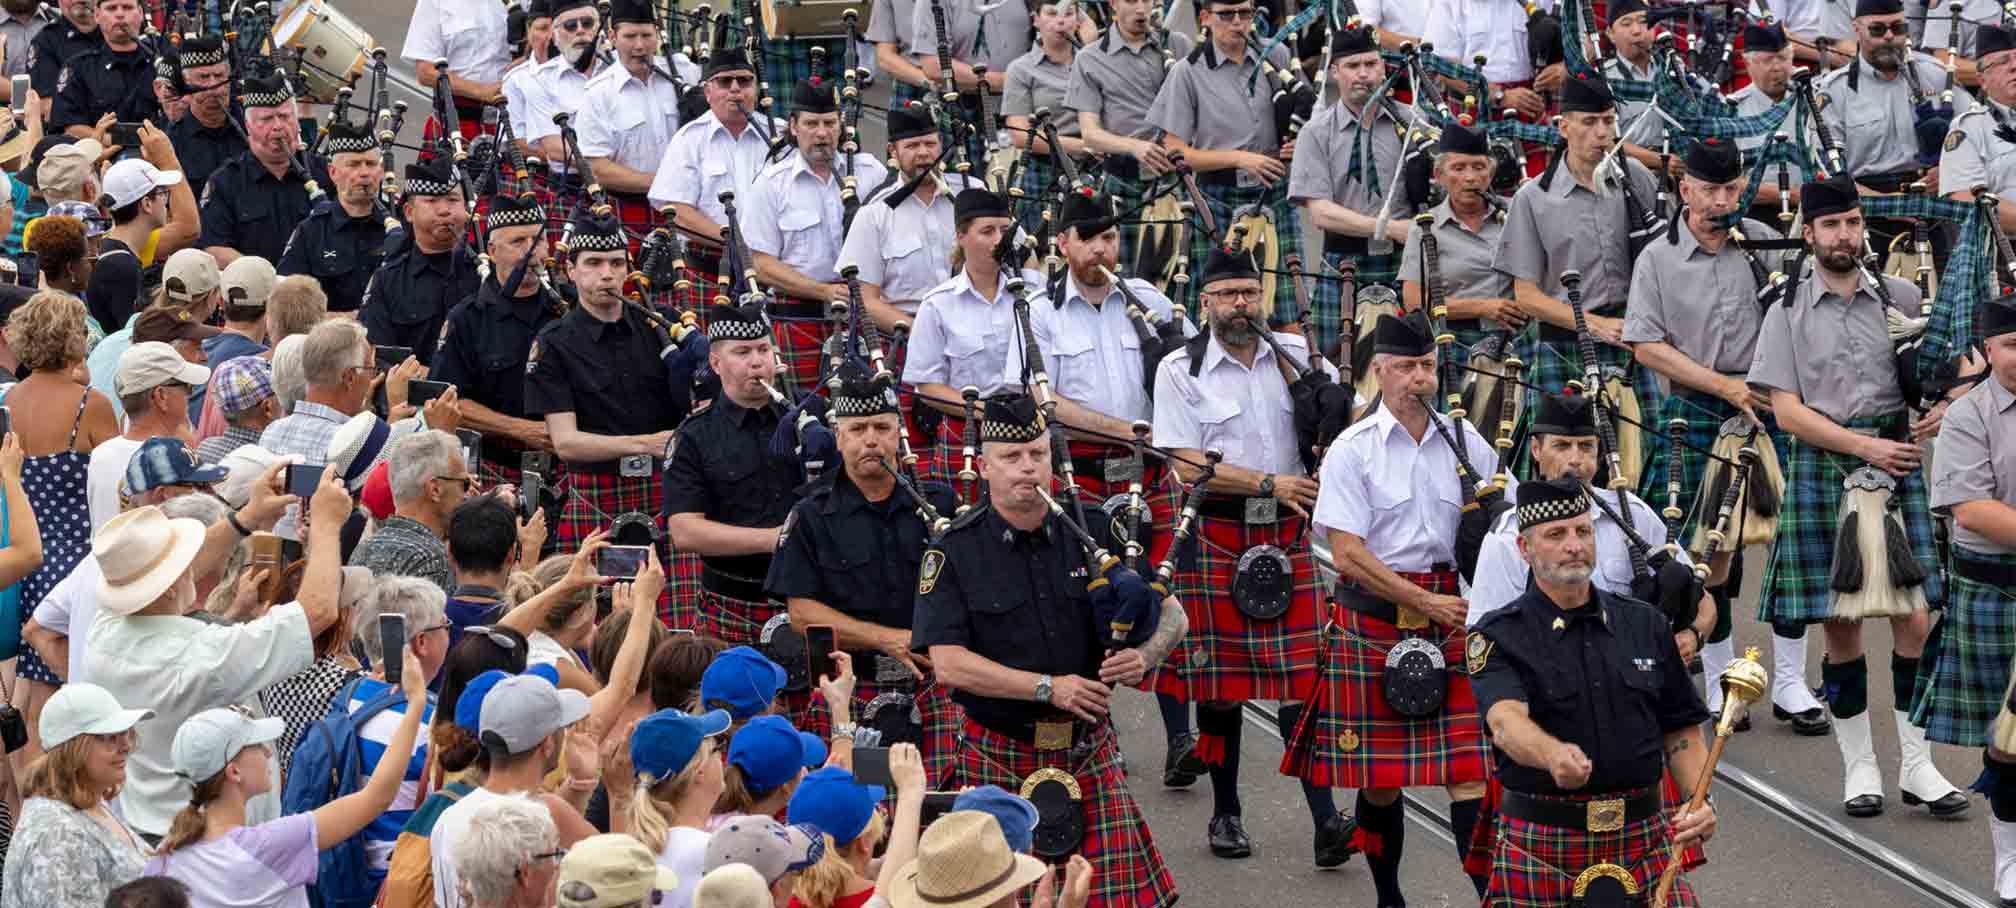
[1103,458,1141,485]
[1244,497,1278,524]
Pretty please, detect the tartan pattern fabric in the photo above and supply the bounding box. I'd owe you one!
[925,413,974,489]
[553,468,698,628]
[769,312,834,393]
[1757,417,1945,624]
[1280,579,1489,789]
[678,251,728,313]
[1484,794,1699,908]
[1901,196,1998,388]
[795,676,962,786]
[1634,391,1784,549]
[1183,183,1302,323]
[1517,337,1663,481]
[665,553,704,631]
[1465,771,1706,879]
[697,587,788,648]
[1160,513,1322,703]
[758,38,850,117]
[954,719,1178,908]
[1104,170,1155,279]
[1909,551,2016,746]
[1010,153,1059,239]
[1305,250,1398,356]
[606,196,659,256]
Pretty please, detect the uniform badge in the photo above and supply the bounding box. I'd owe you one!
[777,509,797,548]
[525,339,540,375]
[1947,130,1965,153]
[54,65,68,93]
[917,549,944,594]
[1334,729,1359,753]
[1813,93,1828,111]
[1465,632,1492,674]
[1552,617,1567,631]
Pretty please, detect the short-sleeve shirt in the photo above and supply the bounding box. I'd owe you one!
[429,280,566,424]
[1745,265,1915,423]
[199,154,314,265]
[1151,330,1318,477]
[908,0,1032,73]
[1622,219,1780,374]
[1939,103,2016,198]
[648,111,783,219]
[1002,47,1079,137]
[49,45,158,132]
[661,396,799,581]
[1005,273,1187,422]
[901,267,1044,394]
[520,55,599,148]
[1398,201,1512,315]
[835,176,980,309]
[1493,157,1659,310]
[1065,29,1191,141]
[86,236,142,332]
[573,61,694,177]
[766,471,957,630]
[1466,488,1679,625]
[359,240,484,363]
[401,0,511,86]
[1604,56,1669,151]
[146,812,320,908]
[742,151,890,283]
[1817,53,1973,177]
[1752,0,1854,43]
[166,113,247,197]
[277,202,394,313]
[523,305,688,448]
[1313,402,1512,571]
[867,0,922,55]
[1422,0,1535,85]
[1918,0,1999,56]
[1146,40,1288,153]
[1288,98,1414,218]
[1359,0,1430,39]
[27,19,98,99]
[1469,587,1709,794]
[1931,375,2016,553]
[1726,83,1811,154]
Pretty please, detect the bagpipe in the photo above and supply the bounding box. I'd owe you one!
[840,10,868,232]
[1101,264,1189,398]
[1255,287,1353,475]
[1422,227,1512,582]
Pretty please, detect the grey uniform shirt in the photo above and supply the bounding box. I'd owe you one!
[1931,375,2016,553]
[1938,103,2016,197]
[1146,40,1291,153]
[0,14,45,79]
[1817,52,1974,177]
[1288,98,1414,218]
[1623,219,1781,374]
[1066,29,1192,141]
[1751,0,1854,44]
[1003,46,1080,137]
[910,0,1032,73]
[834,173,986,311]
[1605,56,1670,152]
[1492,157,1659,309]
[1746,265,1917,423]
[1728,83,1816,154]
[868,0,923,56]
[1398,200,1512,303]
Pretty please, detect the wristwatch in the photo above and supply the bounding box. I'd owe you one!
[1034,674,1054,704]
[830,721,858,742]
[1257,474,1276,497]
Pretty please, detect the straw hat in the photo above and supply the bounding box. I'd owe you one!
[92,505,207,615]
[885,812,1047,908]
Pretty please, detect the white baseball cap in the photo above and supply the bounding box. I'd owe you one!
[38,683,154,750]
[171,706,286,782]
[114,341,211,397]
[102,158,183,210]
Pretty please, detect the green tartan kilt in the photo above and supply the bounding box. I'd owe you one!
[1009,153,1058,237]
[759,37,850,116]
[1180,182,1301,323]
[1515,336,1665,481]
[1303,249,1398,358]
[1637,391,1788,548]
[1757,417,1945,625]
[1910,549,2016,746]
[1103,168,1153,277]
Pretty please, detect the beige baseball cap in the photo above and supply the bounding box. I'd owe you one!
[36,138,103,196]
[221,255,278,309]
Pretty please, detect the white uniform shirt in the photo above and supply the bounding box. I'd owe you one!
[401,0,511,86]
[573,58,700,175]
[742,151,891,283]
[522,54,601,150]
[1313,402,1514,572]
[1466,487,1686,625]
[1151,331,1324,478]
[1359,0,1431,41]
[649,110,787,219]
[1753,0,1854,44]
[902,267,1046,395]
[1422,0,1539,85]
[501,60,543,142]
[1004,274,1191,423]
[835,176,982,310]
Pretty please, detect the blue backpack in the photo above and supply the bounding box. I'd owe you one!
[284,677,406,908]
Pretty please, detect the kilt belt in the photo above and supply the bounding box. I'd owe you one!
[1485,786,1699,908]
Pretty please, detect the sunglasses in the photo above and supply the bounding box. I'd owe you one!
[1210,7,1256,19]
[1862,20,1908,37]
[554,16,596,31]
[712,75,755,88]
[462,625,521,650]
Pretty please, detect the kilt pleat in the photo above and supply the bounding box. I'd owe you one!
[554,468,693,626]
[1305,250,1399,357]
[769,313,835,393]
[1465,772,1707,879]
[954,719,1178,908]
[1485,798,1699,908]
[1758,417,1943,624]
[1010,153,1059,239]
[1104,170,1153,279]
[697,587,789,648]
[1280,591,1487,789]
[758,38,850,117]
[1160,513,1322,703]
[1638,392,1733,549]
[1910,549,2016,746]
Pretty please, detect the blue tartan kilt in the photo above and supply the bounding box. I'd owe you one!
[1304,249,1399,358]
[1910,549,2016,746]
[1009,153,1058,237]
[1181,182,1302,324]
[1102,168,1154,273]
[1757,416,1945,624]
[759,37,849,116]
[1516,335,1665,482]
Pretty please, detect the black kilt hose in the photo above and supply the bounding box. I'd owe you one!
[1281,571,1488,790]
[1484,787,1700,908]
[955,718,1178,908]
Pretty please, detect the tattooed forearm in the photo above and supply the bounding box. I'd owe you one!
[1666,738,1692,756]
[1135,595,1191,667]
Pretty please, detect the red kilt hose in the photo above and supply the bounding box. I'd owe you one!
[788,676,962,787]
[1484,789,1699,908]
[554,467,694,628]
[1161,511,1322,706]
[1281,573,1488,790]
[768,304,834,393]
[1464,772,1706,879]
[954,719,1178,908]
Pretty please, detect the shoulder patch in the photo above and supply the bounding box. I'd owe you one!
[54,65,68,93]
[1948,129,1965,152]
[1813,92,1829,111]
[525,338,541,374]
[918,548,945,594]
[1466,632,1493,674]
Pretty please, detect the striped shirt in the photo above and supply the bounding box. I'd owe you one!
[344,678,435,873]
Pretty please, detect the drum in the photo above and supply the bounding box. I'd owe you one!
[271,0,375,104]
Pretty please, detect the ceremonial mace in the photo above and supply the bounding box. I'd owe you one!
[1651,646,1769,908]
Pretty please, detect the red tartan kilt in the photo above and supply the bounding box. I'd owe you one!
[1491,80,1553,178]
[607,196,656,257]
[422,108,488,149]
[926,414,974,490]
[1280,594,1487,789]
[786,677,962,787]
[665,552,704,630]
[954,719,1178,908]
[553,468,692,625]
[697,587,787,648]
[1059,440,1170,501]
[1156,514,1321,704]
[1465,772,1706,878]
[1485,791,1699,908]
[675,251,726,313]
[769,313,832,392]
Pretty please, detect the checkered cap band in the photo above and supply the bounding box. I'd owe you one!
[404,177,456,197]
[832,385,899,417]
[707,314,768,341]
[178,47,226,68]
[487,203,547,231]
[566,228,626,252]
[981,415,1045,444]
[1517,491,1590,531]
[242,88,291,108]
[324,134,377,155]
[156,56,177,79]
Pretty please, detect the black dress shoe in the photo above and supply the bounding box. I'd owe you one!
[1999,896,2016,907]
[1773,704,1832,736]
[1164,733,1204,788]
[1208,814,1253,858]
[1902,789,1972,817]
[1313,811,1359,868]
[1710,709,1752,733]
[1845,794,1886,817]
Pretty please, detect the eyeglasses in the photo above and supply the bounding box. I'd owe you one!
[435,474,478,489]
[531,849,566,864]
[462,625,521,649]
[711,75,755,88]
[346,364,382,379]
[1205,287,1263,302]
[418,621,453,636]
[1211,7,1256,19]
[1862,20,1908,37]
[554,16,596,31]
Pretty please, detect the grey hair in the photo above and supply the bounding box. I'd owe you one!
[300,320,367,389]
[271,334,309,412]
[449,795,557,907]
[353,575,448,669]
[387,430,463,504]
[159,492,229,527]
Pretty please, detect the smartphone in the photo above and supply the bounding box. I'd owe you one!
[408,379,453,408]
[853,746,893,786]
[10,75,27,116]
[374,345,414,370]
[378,613,408,686]
[456,428,482,472]
[0,405,12,437]
[108,121,143,148]
[14,252,36,288]
[518,470,543,521]
[285,462,325,499]
[920,792,960,826]
[248,532,284,602]
[594,544,650,579]
[805,624,836,684]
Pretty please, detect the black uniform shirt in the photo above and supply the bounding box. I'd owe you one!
[662,395,799,583]
[430,277,564,424]
[765,470,957,630]
[198,153,313,264]
[1469,586,1709,796]
[29,21,100,100]
[50,44,160,131]
[522,303,686,453]
[166,113,246,198]
[911,504,1108,739]
[358,236,481,361]
[277,201,393,313]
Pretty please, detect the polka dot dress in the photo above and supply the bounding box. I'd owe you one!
[15,393,94,687]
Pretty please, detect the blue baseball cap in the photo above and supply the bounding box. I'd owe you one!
[453,664,560,732]
[125,436,228,494]
[787,766,885,845]
[954,785,1040,853]
[700,646,789,719]
[727,715,827,794]
[632,708,733,781]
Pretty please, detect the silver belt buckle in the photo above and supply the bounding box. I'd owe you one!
[1103,457,1140,485]
[1244,497,1278,524]
[619,454,652,478]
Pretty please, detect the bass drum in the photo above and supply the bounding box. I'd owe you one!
[270,0,375,104]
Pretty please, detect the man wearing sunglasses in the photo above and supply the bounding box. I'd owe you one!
[160,35,244,197]
[650,48,784,307]
[1816,0,1974,201]
[572,0,702,251]
[518,0,605,170]
[1939,24,2016,230]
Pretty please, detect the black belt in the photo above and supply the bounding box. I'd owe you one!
[1196,169,1250,189]
[1537,304,1625,345]
[971,712,1104,750]
[1198,495,1285,523]
[1955,552,2016,588]
[769,298,827,319]
[1322,233,1372,257]
[1332,573,1454,625]
[1499,787,1661,832]
[1101,155,1140,181]
[701,566,769,602]
[1857,169,1924,195]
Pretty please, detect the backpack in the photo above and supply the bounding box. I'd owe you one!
[284,677,407,908]
[375,781,476,908]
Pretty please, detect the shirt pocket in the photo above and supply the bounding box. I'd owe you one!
[777,205,824,265]
[1195,397,1244,464]
[965,589,1030,649]
[309,240,355,279]
[944,330,991,389]
[442,17,505,68]
[701,156,734,198]
[1049,329,1101,402]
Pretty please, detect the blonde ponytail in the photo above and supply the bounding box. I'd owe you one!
[626,739,717,852]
